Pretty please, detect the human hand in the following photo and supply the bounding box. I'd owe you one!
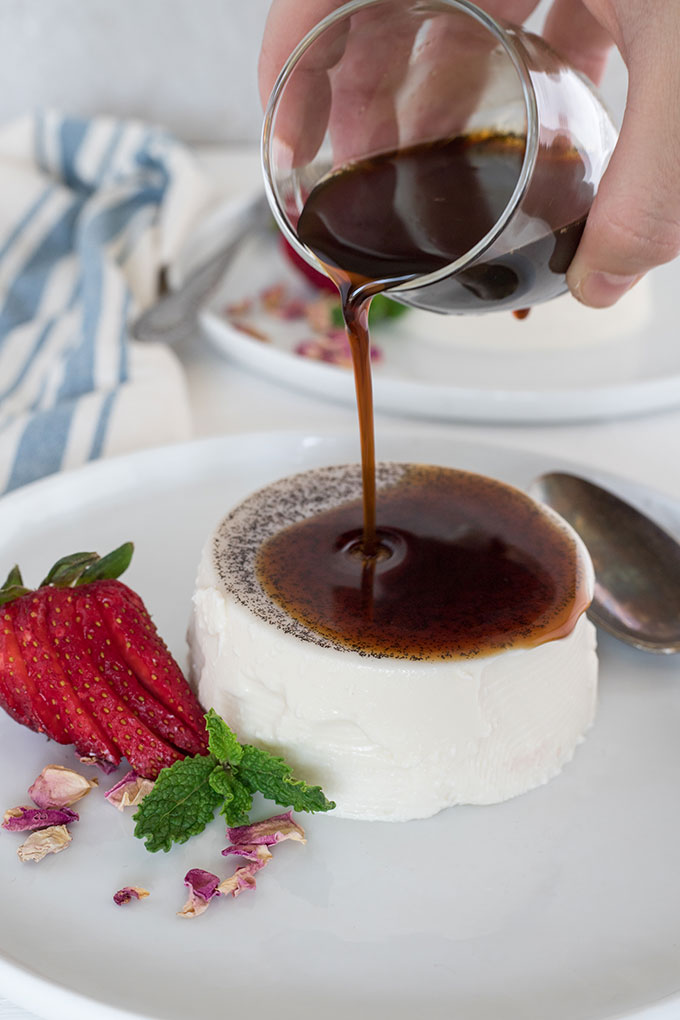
[259,0,680,308]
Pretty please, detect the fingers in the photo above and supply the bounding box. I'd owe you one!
[541,0,615,84]
[567,6,680,306]
[259,0,346,166]
[397,12,503,147]
[328,7,417,164]
[258,0,342,108]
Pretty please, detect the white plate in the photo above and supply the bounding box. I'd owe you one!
[199,219,680,424]
[1,431,680,1020]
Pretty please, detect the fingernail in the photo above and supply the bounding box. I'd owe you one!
[572,272,641,308]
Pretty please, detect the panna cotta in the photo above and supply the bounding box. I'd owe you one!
[189,463,598,822]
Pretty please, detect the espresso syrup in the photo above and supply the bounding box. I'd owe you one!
[257,133,590,659]
[257,465,590,659]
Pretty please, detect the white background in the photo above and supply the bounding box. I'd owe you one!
[0,0,627,141]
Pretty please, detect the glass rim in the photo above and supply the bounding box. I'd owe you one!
[261,0,539,296]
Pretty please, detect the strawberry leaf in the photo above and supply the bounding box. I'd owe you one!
[1,565,23,590]
[133,754,221,853]
[0,583,31,605]
[77,542,133,584]
[40,551,100,588]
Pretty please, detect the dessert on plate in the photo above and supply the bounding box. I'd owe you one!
[189,463,598,822]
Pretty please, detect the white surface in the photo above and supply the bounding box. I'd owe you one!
[200,216,680,423]
[0,0,627,143]
[191,469,598,820]
[0,433,680,1020]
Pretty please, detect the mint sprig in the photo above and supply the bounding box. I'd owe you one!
[330,292,409,328]
[133,710,335,852]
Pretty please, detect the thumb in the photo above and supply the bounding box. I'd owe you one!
[567,19,680,308]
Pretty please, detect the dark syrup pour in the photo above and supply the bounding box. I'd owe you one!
[257,133,590,659]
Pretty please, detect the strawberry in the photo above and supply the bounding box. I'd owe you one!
[0,544,208,778]
[279,235,337,294]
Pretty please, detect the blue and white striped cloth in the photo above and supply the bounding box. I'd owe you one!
[0,112,211,493]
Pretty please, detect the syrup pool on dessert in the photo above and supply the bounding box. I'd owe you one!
[256,464,591,660]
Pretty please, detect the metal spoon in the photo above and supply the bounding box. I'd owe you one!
[530,472,680,653]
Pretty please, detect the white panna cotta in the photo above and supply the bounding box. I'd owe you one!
[189,464,598,822]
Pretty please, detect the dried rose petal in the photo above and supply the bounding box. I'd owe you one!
[105,772,154,811]
[294,338,328,361]
[260,283,287,311]
[227,811,306,847]
[277,298,307,320]
[78,754,118,774]
[304,295,336,332]
[224,298,253,317]
[29,765,98,809]
[177,869,221,919]
[222,844,273,866]
[17,824,72,862]
[232,321,270,343]
[3,806,78,832]
[217,862,260,899]
[113,886,150,906]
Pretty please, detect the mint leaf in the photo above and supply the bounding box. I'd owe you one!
[208,764,233,800]
[220,773,253,827]
[369,293,409,322]
[133,754,221,853]
[133,711,334,853]
[238,745,335,814]
[205,708,243,765]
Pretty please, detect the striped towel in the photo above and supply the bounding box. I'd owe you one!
[0,112,212,494]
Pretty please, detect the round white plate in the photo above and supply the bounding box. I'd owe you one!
[1,431,680,1020]
[199,217,680,424]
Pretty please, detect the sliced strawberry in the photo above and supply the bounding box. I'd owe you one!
[14,590,121,767]
[0,543,208,779]
[0,608,43,732]
[92,580,208,742]
[71,587,205,756]
[52,591,184,778]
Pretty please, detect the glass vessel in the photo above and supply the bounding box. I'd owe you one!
[262,0,618,314]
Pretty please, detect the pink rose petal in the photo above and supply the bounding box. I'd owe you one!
[105,772,154,811]
[29,765,98,809]
[216,862,260,899]
[222,844,272,867]
[177,869,222,919]
[3,806,78,832]
[226,811,306,847]
[17,825,71,862]
[113,886,150,906]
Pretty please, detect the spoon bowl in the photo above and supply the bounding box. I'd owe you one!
[530,472,680,654]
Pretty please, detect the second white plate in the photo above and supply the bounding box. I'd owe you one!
[200,219,680,423]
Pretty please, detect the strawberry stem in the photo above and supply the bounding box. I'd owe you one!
[0,542,135,607]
